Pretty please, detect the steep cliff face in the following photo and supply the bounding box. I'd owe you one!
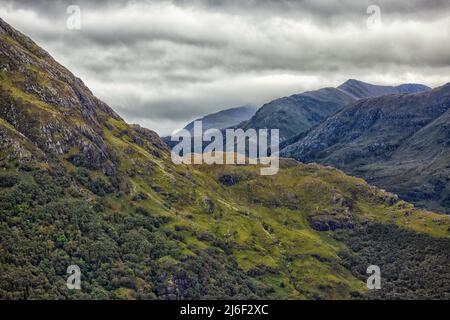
[0,18,449,300]
[0,18,167,176]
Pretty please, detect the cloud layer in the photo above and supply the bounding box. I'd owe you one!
[1,0,449,134]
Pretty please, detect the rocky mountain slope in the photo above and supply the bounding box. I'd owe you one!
[237,80,430,141]
[0,18,449,300]
[239,87,354,141]
[281,85,450,214]
[183,104,258,135]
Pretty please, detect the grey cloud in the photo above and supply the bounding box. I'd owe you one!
[177,0,450,22]
[5,0,450,23]
[0,0,449,135]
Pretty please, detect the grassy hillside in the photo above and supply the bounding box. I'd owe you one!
[1,134,449,299]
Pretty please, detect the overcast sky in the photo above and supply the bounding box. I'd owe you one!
[1,0,450,135]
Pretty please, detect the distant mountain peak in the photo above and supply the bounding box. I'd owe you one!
[183,104,258,134]
[338,79,431,99]
[340,79,367,86]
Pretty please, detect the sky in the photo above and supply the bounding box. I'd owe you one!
[1,0,450,135]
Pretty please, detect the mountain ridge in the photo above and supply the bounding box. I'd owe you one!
[337,79,431,99]
[236,79,431,141]
[239,87,354,141]
[281,83,450,214]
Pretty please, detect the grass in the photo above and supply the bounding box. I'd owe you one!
[0,70,58,115]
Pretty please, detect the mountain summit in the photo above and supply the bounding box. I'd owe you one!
[338,79,431,99]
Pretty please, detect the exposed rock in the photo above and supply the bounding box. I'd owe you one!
[219,174,242,186]
[308,213,355,231]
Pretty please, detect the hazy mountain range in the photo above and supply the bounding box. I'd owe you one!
[183,104,258,135]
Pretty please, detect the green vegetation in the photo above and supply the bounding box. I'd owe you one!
[1,143,448,299]
[335,224,450,299]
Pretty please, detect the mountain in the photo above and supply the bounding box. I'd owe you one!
[237,80,430,141]
[281,84,450,214]
[338,79,431,99]
[183,104,258,135]
[0,18,449,300]
[239,87,355,141]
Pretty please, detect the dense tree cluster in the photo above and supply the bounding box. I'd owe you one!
[0,163,268,299]
[335,224,450,299]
